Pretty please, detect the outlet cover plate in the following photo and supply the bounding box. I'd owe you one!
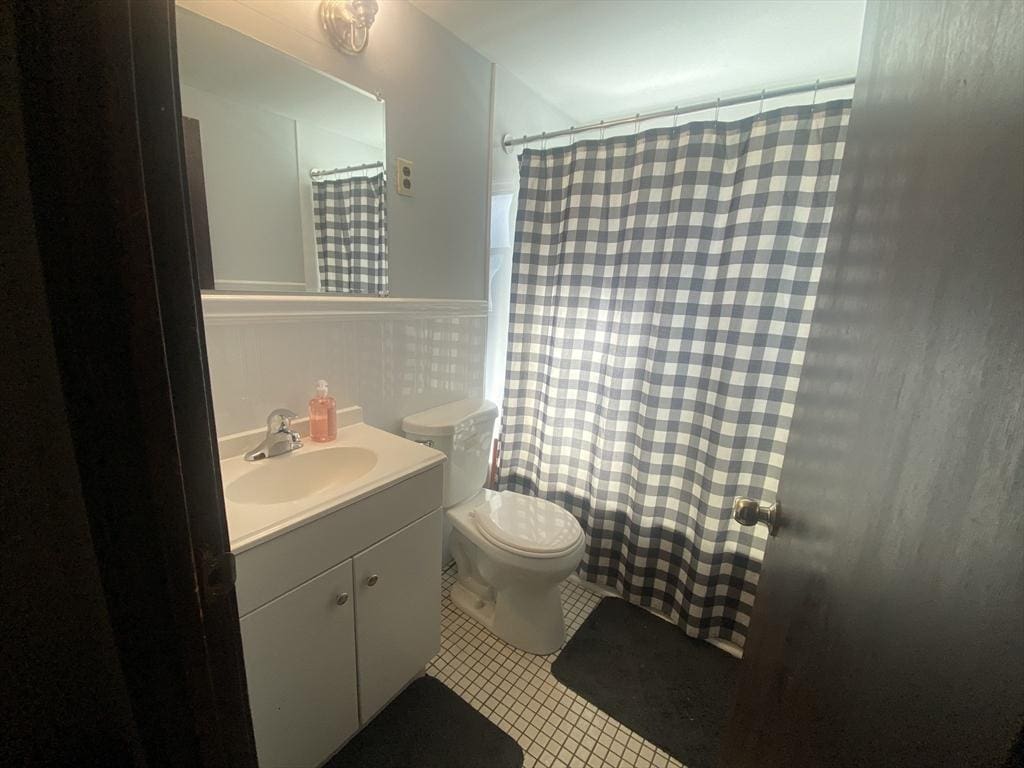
[396,158,413,196]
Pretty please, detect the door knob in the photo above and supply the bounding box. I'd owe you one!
[335,592,349,606]
[366,574,379,587]
[733,497,780,536]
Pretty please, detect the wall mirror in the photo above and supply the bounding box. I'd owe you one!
[176,8,389,296]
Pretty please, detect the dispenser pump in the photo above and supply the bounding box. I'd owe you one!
[309,379,337,442]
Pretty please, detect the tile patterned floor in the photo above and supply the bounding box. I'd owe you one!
[427,566,686,768]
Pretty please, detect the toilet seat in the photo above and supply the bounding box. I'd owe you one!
[471,491,583,557]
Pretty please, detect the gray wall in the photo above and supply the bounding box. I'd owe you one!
[178,0,492,300]
[180,83,307,289]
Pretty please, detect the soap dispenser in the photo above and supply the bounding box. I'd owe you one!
[309,379,337,442]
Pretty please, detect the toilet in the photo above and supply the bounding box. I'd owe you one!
[403,399,585,655]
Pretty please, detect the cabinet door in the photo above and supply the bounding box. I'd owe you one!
[240,559,358,768]
[354,509,442,720]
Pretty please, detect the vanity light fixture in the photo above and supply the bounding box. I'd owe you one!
[320,0,380,55]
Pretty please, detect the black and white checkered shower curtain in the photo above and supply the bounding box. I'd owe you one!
[313,173,388,295]
[499,101,851,648]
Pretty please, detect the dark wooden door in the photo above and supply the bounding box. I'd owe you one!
[182,116,216,290]
[722,2,1024,767]
[10,1,256,765]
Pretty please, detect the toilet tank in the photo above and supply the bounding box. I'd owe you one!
[402,399,498,508]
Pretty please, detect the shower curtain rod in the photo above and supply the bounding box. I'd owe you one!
[501,75,856,152]
[310,161,384,179]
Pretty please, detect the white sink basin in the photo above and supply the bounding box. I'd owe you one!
[225,446,378,505]
[219,421,445,553]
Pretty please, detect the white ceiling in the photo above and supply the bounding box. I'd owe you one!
[176,8,385,148]
[411,0,866,123]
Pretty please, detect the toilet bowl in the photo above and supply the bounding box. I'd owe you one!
[403,399,585,655]
[448,489,584,655]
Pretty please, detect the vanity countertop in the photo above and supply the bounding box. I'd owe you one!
[220,421,444,553]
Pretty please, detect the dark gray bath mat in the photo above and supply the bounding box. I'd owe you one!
[326,675,523,768]
[552,597,739,768]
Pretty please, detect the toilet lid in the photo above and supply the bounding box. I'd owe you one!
[472,492,582,555]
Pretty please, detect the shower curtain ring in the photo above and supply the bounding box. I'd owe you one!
[715,97,721,122]
[541,131,547,151]
[599,120,605,140]
[759,88,766,115]
[672,107,679,129]
[634,113,641,135]
[812,77,820,106]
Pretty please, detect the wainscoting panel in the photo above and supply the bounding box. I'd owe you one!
[202,294,488,437]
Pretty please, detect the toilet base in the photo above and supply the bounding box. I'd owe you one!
[450,581,496,632]
[450,578,566,656]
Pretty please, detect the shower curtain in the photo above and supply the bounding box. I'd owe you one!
[313,173,389,295]
[499,101,851,648]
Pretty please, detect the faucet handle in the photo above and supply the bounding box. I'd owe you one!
[267,408,298,433]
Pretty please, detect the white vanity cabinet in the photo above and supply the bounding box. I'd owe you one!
[240,559,359,768]
[233,465,444,768]
[354,510,443,719]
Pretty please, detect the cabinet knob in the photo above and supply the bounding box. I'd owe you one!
[335,592,349,606]
[366,574,379,587]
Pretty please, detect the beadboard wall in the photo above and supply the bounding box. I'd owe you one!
[202,294,487,437]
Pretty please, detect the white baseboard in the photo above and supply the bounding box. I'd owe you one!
[213,278,308,292]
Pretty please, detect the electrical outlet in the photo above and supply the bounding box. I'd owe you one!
[395,158,413,196]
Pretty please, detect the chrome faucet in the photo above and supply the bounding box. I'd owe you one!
[244,409,303,461]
